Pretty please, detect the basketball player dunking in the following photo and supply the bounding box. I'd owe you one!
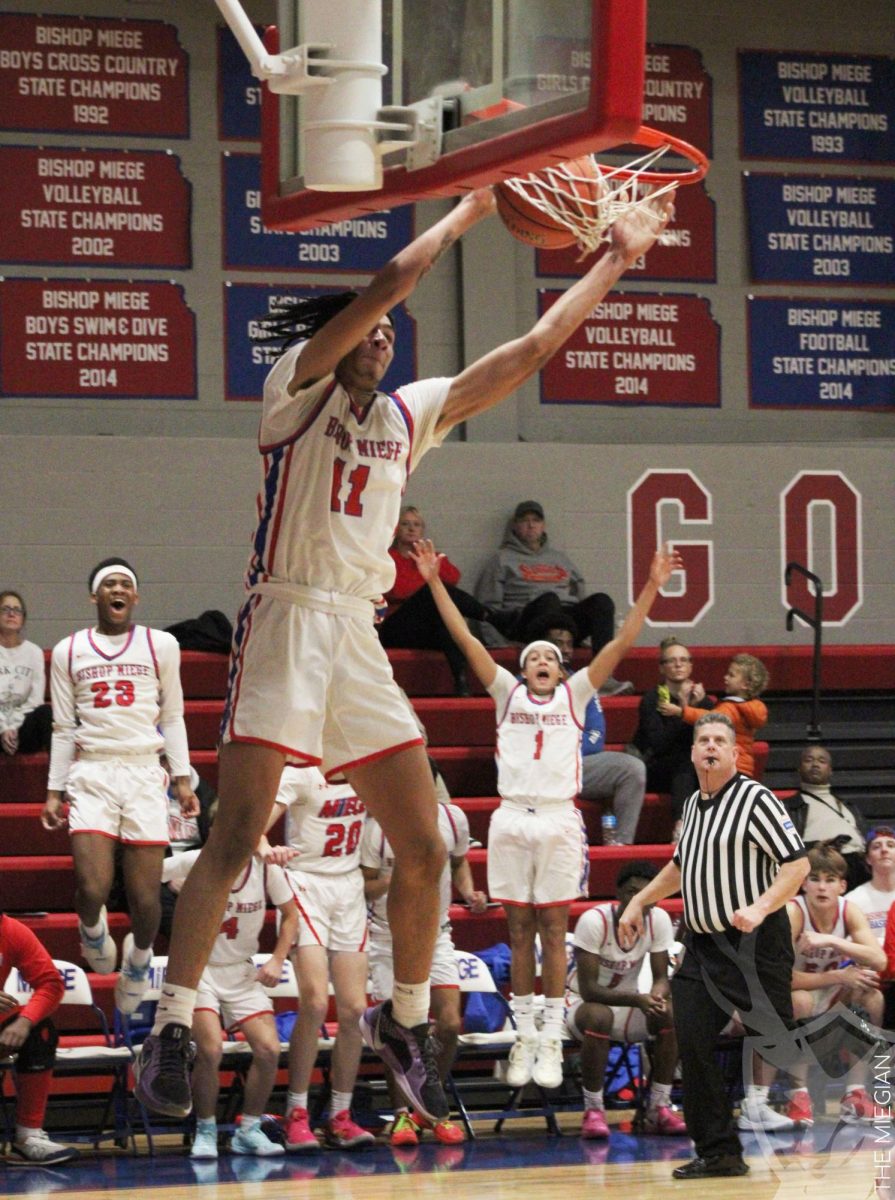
[135,185,674,1123]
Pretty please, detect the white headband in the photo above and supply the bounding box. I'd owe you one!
[519,639,563,669]
[91,565,137,594]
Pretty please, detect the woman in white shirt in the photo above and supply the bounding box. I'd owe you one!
[0,590,51,755]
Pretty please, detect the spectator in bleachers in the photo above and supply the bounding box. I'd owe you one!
[162,846,298,1159]
[787,745,869,891]
[847,826,895,943]
[0,590,52,756]
[41,558,198,1018]
[739,843,883,1130]
[414,536,680,1093]
[662,653,768,781]
[263,767,375,1152]
[474,501,632,697]
[565,861,686,1139]
[361,760,487,1147]
[544,618,646,844]
[0,911,78,1164]
[377,506,491,695]
[631,637,714,841]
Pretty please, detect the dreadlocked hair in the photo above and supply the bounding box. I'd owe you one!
[252,291,359,358]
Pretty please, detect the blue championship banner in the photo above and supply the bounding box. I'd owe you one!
[748,297,895,410]
[224,283,417,401]
[744,173,895,286]
[221,152,413,272]
[217,24,262,141]
[739,50,895,164]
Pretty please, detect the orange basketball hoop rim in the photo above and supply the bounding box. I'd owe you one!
[601,124,709,185]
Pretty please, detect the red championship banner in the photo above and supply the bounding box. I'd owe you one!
[0,13,188,137]
[537,180,716,282]
[0,279,196,398]
[539,291,719,407]
[0,146,191,268]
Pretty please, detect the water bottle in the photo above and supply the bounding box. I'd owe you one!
[602,813,619,846]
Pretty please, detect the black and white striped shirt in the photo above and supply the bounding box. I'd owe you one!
[673,773,806,934]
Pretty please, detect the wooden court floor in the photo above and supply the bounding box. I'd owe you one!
[0,1111,882,1200]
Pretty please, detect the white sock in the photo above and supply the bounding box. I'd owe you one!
[541,997,565,1040]
[129,944,152,969]
[241,1114,261,1131]
[151,982,197,1035]
[196,1116,216,1132]
[288,1091,309,1113]
[331,1090,353,1116]
[787,1086,809,1099]
[15,1125,41,1143]
[583,1088,604,1111]
[746,1084,769,1104]
[81,918,105,940]
[512,994,536,1037]
[650,1082,672,1110]
[392,980,430,1029]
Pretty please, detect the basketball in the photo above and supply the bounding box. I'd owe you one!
[495,155,602,250]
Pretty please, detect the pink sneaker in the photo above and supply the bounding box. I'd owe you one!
[786,1090,814,1127]
[580,1108,610,1139]
[643,1105,687,1135]
[284,1107,319,1152]
[324,1109,375,1149]
[840,1088,875,1124]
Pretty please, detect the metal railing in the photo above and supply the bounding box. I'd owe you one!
[784,561,824,741]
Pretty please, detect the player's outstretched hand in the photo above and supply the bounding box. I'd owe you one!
[41,794,67,831]
[610,189,674,266]
[650,543,684,590]
[409,537,444,584]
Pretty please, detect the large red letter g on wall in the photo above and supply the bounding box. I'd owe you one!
[627,470,713,626]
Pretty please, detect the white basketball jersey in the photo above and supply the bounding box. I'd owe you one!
[277,765,366,875]
[568,902,674,997]
[55,626,171,757]
[791,894,849,976]
[488,665,593,805]
[163,850,294,966]
[361,802,470,941]
[248,346,450,601]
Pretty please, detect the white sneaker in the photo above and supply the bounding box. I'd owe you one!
[190,1124,219,1160]
[79,906,117,973]
[9,1131,79,1166]
[231,1119,286,1157]
[532,1036,564,1090]
[737,1099,796,1132]
[506,1035,538,1088]
[114,948,151,1014]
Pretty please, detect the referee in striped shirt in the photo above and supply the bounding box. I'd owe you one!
[619,712,808,1180]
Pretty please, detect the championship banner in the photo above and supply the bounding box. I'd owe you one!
[0,146,191,269]
[223,283,417,401]
[748,297,895,410]
[217,23,262,141]
[538,291,719,407]
[744,173,894,286]
[0,279,196,398]
[221,152,412,272]
[739,50,895,163]
[0,13,189,137]
[537,179,716,282]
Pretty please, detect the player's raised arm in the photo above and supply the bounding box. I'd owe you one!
[437,191,674,434]
[289,189,496,393]
[411,539,498,690]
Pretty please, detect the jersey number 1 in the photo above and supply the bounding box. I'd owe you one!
[331,458,370,517]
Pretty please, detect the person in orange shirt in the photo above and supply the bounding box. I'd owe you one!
[0,912,79,1164]
[659,653,768,778]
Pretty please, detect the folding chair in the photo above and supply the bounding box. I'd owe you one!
[4,960,137,1153]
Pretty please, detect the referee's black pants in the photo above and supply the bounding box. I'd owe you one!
[670,910,795,1162]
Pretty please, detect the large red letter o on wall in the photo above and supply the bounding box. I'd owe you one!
[627,470,713,626]
[781,472,862,626]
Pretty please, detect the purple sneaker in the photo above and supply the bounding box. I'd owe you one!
[133,1023,196,1117]
[360,1001,448,1124]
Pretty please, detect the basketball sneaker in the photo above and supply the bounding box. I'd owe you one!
[8,1131,79,1166]
[532,1036,564,1089]
[643,1105,687,1135]
[506,1034,538,1088]
[324,1111,375,1150]
[284,1106,319,1152]
[231,1117,285,1157]
[737,1098,796,1132]
[79,906,117,974]
[190,1122,219,1160]
[390,1112,421,1147]
[785,1090,814,1126]
[115,949,151,1015]
[133,1022,196,1117]
[841,1087,875,1123]
[580,1108,610,1139]
[360,1001,448,1123]
[413,1111,465,1144]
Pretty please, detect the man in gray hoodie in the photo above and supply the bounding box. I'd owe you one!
[474,501,632,696]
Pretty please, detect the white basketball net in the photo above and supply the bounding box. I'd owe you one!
[503,143,678,255]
